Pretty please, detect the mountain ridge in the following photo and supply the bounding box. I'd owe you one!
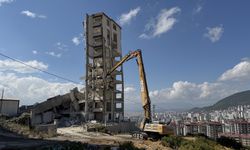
[190,90,250,112]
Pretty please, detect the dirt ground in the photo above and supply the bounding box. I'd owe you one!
[51,126,170,150]
[0,125,170,150]
[0,127,56,149]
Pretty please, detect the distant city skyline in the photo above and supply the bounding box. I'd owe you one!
[157,104,250,147]
[0,0,250,111]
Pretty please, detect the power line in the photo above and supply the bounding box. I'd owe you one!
[0,52,79,84]
[0,54,169,111]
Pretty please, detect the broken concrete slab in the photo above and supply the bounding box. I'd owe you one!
[31,88,85,127]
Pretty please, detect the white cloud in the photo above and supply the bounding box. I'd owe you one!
[72,33,84,46]
[124,86,136,93]
[21,10,46,19]
[0,59,48,73]
[193,5,202,14]
[139,7,181,39]
[149,90,159,98]
[219,60,250,81]
[32,50,38,54]
[124,85,142,112]
[37,15,46,19]
[125,59,250,111]
[151,59,250,106]
[147,81,233,110]
[0,58,82,105]
[204,25,224,42]
[153,7,181,37]
[149,81,219,103]
[56,42,68,51]
[193,0,205,15]
[72,37,80,46]
[0,0,13,6]
[118,7,141,26]
[0,72,82,105]
[44,42,67,58]
[21,10,36,18]
[45,51,62,58]
[138,33,150,39]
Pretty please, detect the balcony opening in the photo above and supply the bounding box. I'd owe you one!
[116,103,122,109]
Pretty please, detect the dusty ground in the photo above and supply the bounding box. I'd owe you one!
[0,127,56,149]
[0,125,170,150]
[51,126,170,150]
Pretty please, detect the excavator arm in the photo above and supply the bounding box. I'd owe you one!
[107,49,151,130]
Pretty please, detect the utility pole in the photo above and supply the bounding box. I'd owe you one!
[0,89,4,114]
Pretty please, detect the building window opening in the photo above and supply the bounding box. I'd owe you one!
[107,19,110,26]
[116,93,122,99]
[113,24,117,30]
[113,33,117,43]
[116,103,122,109]
[106,102,111,111]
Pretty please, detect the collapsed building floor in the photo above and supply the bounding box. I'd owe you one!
[31,88,85,127]
[30,87,137,135]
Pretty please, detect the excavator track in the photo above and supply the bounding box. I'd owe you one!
[132,131,148,140]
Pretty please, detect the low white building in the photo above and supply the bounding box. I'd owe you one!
[0,99,19,116]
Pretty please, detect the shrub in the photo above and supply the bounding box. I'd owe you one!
[217,136,244,150]
[119,141,144,150]
[194,137,217,150]
[161,136,182,149]
[179,140,196,150]
[162,136,225,150]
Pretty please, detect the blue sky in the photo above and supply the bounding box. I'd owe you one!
[1,0,250,111]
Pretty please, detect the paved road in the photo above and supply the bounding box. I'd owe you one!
[0,128,51,149]
[0,128,23,140]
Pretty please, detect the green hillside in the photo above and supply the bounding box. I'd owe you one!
[190,90,250,112]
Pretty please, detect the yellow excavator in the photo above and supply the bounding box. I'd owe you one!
[107,49,174,140]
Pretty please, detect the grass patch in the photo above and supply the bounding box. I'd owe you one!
[217,136,244,150]
[161,135,227,150]
[119,141,145,150]
[0,115,51,138]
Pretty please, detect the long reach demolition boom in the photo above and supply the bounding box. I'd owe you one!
[107,49,173,139]
[107,49,151,130]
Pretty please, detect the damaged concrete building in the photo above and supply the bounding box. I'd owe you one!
[31,88,85,126]
[84,12,124,122]
[31,12,124,126]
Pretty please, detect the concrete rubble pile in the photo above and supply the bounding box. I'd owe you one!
[9,112,30,126]
[83,121,107,132]
[31,87,85,127]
